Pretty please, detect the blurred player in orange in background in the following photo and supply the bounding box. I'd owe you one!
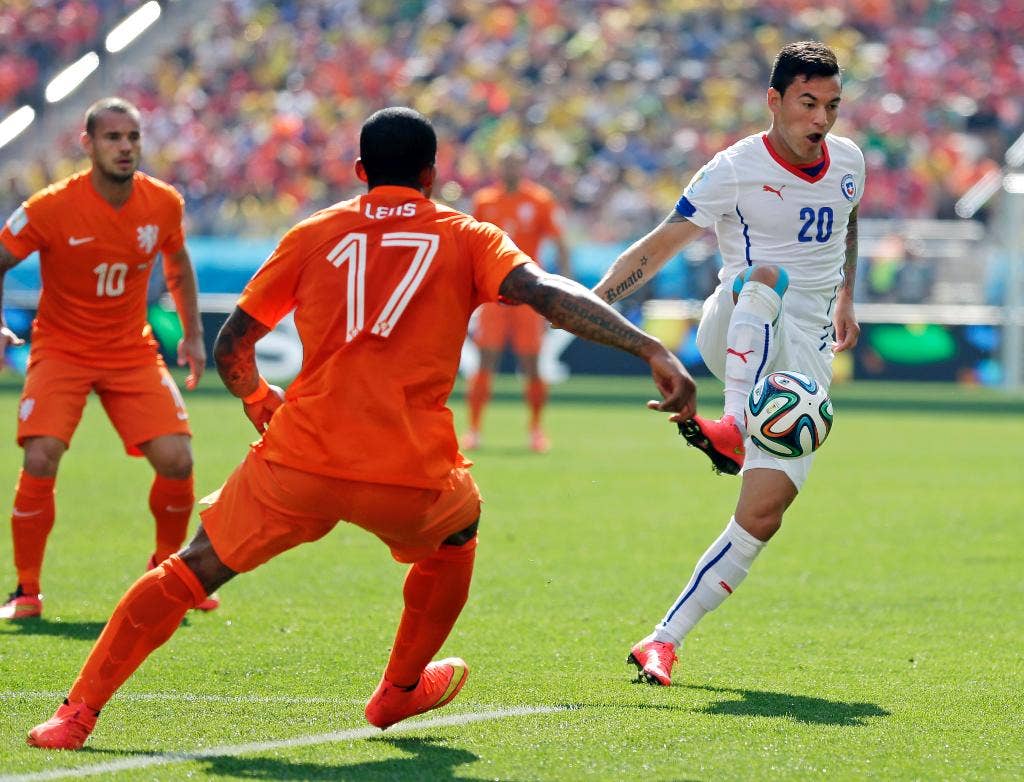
[0,97,218,620]
[463,144,571,453]
[25,106,695,749]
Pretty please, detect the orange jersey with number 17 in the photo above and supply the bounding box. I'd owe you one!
[0,170,186,369]
[238,185,531,490]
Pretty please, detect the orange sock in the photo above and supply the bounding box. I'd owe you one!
[526,377,547,429]
[10,470,56,596]
[149,475,194,562]
[68,554,205,711]
[467,371,492,431]
[385,537,477,687]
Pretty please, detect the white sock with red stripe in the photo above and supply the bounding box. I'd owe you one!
[724,281,782,432]
[651,517,765,647]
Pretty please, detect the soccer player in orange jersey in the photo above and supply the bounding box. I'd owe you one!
[463,144,571,453]
[25,106,696,749]
[0,97,218,619]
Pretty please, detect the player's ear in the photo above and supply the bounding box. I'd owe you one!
[767,87,782,112]
[80,130,92,156]
[418,165,436,197]
[354,159,368,183]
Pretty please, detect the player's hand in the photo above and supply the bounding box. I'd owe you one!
[177,333,207,390]
[1,325,25,369]
[644,346,696,419]
[832,296,860,353]
[243,385,285,433]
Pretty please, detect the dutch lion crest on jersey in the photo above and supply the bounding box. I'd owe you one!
[841,174,857,202]
[137,224,159,253]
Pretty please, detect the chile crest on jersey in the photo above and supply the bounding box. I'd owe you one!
[841,173,857,202]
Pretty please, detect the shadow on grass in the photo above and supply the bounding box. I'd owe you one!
[194,736,513,781]
[687,684,889,726]
[0,617,107,640]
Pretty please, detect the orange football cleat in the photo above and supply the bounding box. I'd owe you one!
[528,428,550,454]
[1,586,42,620]
[365,657,469,729]
[677,414,745,475]
[27,700,99,750]
[627,639,678,687]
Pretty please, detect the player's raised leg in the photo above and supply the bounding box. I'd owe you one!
[2,438,65,620]
[679,265,788,475]
[365,523,477,729]
[26,527,232,749]
[629,469,794,685]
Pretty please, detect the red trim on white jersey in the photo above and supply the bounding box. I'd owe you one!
[761,133,830,183]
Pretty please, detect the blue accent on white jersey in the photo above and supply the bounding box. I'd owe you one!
[675,195,697,218]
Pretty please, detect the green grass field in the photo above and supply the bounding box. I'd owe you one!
[0,375,1022,780]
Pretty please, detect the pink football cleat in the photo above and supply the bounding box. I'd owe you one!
[627,639,678,686]
[677,414,745,475]
[1,586,42,620]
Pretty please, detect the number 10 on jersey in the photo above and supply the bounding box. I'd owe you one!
[326,231,439,341]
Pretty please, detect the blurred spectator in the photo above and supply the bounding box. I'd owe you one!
[2,0,1022,249]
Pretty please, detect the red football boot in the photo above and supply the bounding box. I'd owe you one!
[365,657,469,729]
[627,639,678,687]
[27,700,99,750]
[1,586,42,620]
[677,414,745,475]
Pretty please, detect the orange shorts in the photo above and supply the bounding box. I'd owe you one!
[474,301,545,354]
[16,352,191,456]
[200,449,482,570]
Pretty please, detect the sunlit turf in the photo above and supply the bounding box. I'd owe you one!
[0,376,1021,780]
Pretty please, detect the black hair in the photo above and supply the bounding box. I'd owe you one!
[85,97,141,136]
[769,41,840,95]
[359,107,437,188]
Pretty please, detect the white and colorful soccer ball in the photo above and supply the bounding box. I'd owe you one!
[745,371,833,458]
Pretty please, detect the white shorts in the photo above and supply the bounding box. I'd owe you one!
[695,284,835,490]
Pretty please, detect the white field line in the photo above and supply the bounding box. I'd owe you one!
[1,704,568,782]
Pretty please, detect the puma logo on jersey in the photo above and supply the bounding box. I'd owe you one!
[68,236,95,245]
[762,184,786,200]
[727,348,755,363]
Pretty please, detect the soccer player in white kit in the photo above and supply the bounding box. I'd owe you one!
[594,41,865,686]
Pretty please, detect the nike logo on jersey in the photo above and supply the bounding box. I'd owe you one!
[762,184,786,200]
[12,508,43,518]
[727,348,755,363]
[68,236,95,245]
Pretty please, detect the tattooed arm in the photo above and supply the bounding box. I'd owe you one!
[592,211,704,304]
[833,205,860,353]
[213,307,283,432]
[500,263,696,416]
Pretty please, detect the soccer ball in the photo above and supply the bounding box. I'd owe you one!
[745,371,833,458]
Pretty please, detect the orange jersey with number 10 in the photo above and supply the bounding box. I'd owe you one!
[238,185,531,489]
[0,170,186,369]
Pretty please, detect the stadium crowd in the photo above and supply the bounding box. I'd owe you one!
[0,1,146,113]
[2,0,1022,243]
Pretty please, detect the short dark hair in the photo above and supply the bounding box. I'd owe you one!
[359,107,436,187]
[769,41,840,95]
[85,97,141,136]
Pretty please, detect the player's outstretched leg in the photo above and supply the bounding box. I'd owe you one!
[627,517,765,685]
[145,554,220,612]
[3,467,57,620]
[27,553,213,750]
[365,534,476,729]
